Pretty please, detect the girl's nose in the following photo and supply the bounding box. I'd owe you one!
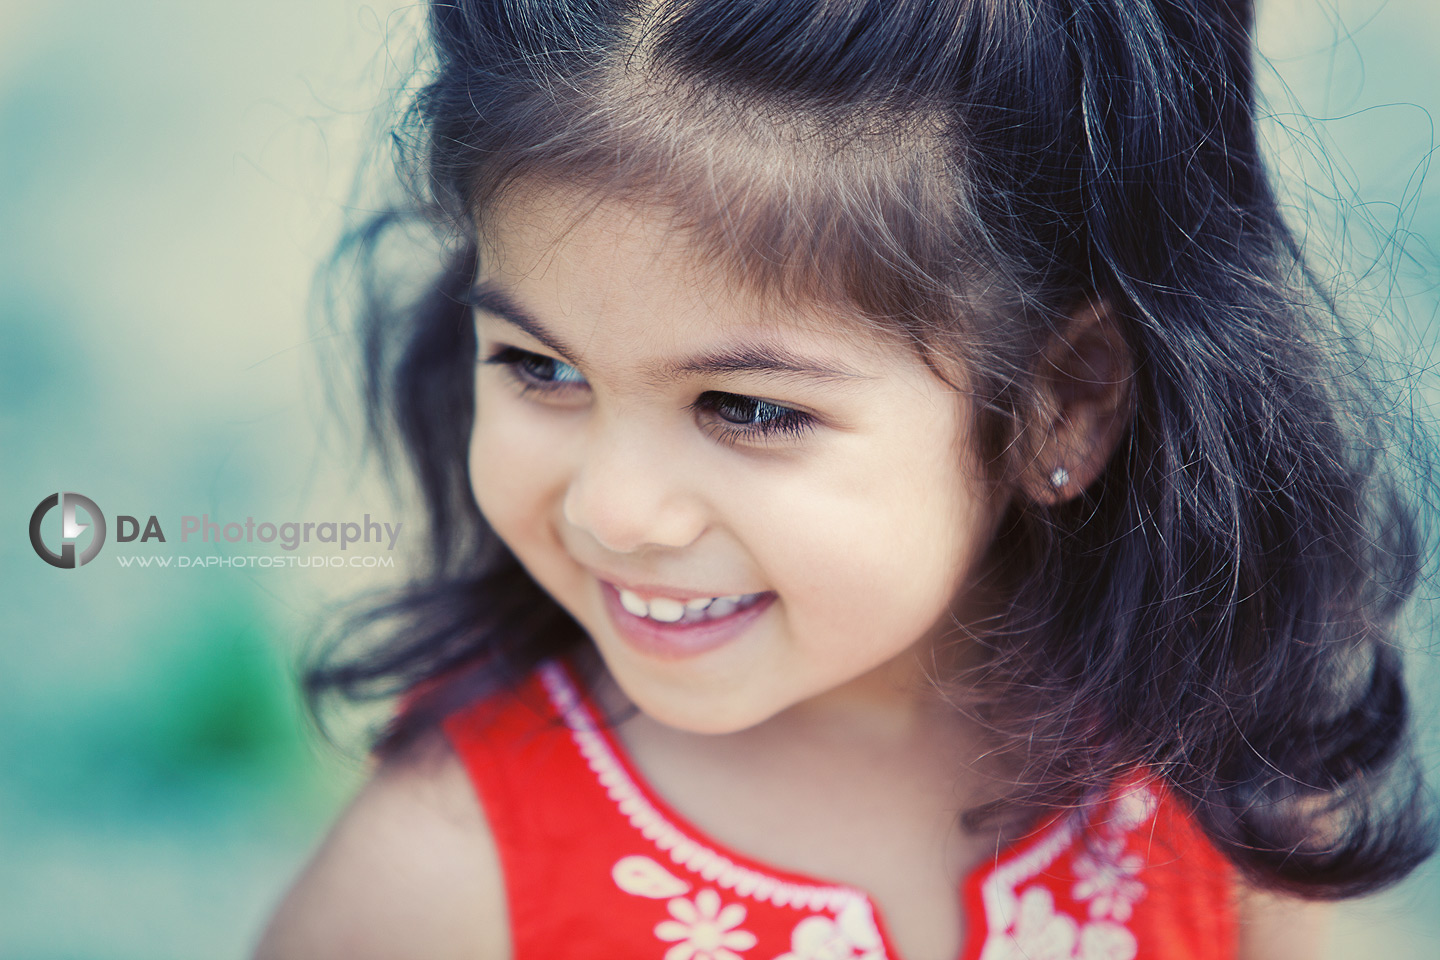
[561,422,707,555]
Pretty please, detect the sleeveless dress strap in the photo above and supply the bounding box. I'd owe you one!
[440,665,670,958]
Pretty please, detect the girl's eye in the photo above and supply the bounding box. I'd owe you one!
[483,346,588,392]
[692,391,817,444]
[484,347,814,445]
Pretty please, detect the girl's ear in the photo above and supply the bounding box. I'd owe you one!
[1027,300,1134,504]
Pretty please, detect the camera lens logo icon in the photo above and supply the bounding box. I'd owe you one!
[30,492,107,568]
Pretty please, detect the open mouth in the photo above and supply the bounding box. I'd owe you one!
[598,581,776,659]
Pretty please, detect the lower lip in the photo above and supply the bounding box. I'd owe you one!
[599,582,775,661]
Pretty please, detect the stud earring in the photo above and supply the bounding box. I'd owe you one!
[1049,466,1070,489]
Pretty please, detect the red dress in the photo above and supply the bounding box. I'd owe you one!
[436,657,1238,960]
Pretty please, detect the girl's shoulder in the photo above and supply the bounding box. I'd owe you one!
[251,724,510,960]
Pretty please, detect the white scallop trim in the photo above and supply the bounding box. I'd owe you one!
[538,660,866,914]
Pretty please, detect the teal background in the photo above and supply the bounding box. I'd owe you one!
[1,1,1436,957]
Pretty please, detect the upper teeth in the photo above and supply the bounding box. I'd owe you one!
[618,588,748,623]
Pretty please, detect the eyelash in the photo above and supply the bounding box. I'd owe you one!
[481,345,818,444]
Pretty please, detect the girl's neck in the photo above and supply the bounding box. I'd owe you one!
[574,638,989,766]
[766,649,956,747]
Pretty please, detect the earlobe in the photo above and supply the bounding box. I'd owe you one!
[1029,300,1134,504]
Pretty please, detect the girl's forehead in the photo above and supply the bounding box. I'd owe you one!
[475,182,911,362]
[480,180,753,300]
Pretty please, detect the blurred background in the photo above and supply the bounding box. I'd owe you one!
[1,1,1436,957]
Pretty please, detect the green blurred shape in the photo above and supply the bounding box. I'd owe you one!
[37,579,341,820]
[148,614,303,779]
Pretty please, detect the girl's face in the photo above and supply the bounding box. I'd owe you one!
[469,185,1011,734]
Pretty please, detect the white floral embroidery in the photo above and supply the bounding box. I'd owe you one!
[1009,887,1081,959]
[977,786,1157,960]
[1071,837,1145,921]
[655,888,759,960]
[774,897,885,960]
[1077,920,1140,960]
[1077,852,1140,921]
[989,887,1137,960]
[614,854,692,899]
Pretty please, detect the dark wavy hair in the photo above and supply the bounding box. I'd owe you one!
[306,0,1437,898]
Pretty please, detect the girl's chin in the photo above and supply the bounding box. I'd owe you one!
[632,696,780,737]
[585,646,785,736]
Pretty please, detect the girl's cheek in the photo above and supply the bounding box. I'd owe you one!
[718,459,888,599]
[469,384,575,533]
[734,435,976,626]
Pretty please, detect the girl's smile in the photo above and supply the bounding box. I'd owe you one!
[468,184,1012,736]
[599,579,778,660]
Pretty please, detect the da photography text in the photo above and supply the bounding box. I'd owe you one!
[29,491,404,570]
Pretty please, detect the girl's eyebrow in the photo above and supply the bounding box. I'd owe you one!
[468,281,872,385]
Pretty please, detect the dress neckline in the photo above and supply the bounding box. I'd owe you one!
[540,655,1073,960]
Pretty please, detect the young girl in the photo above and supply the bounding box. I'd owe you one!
[257,1,1437,958]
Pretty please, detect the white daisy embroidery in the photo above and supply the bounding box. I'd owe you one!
[774,897,885,960]
[991,887,1137,960]
[1071,838,1145,921]
[1007,887,1082,960]
[655,888,759,960]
